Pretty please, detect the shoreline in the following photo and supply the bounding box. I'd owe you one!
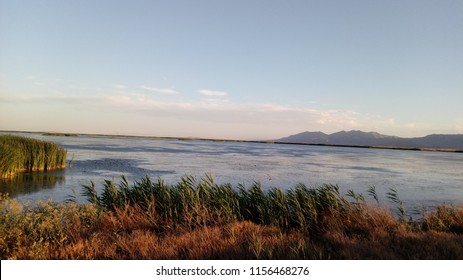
[0,165,67,179]
[2,129,462,153]
[269,141,463,153]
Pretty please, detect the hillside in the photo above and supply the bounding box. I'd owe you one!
[276,130,463,150]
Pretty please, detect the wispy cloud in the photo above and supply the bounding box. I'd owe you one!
[113,84,128,89]
[1,91,361,131]
[140,86,179,95]
[25,75,48,87]
[196,89,228,97]
[4,89,448,139]
[100,92,362,128]
[0,93,99,106]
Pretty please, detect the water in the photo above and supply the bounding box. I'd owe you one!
[1,132,463,211]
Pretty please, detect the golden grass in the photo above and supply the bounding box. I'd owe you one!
[1,192,463,260]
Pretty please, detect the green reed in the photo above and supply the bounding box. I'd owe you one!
[82,175,354,232]
[0,135,67,178]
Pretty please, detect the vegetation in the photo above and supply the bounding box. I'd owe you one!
[1,176,463,259]
[0,135,67,178]
[42,132,78,137]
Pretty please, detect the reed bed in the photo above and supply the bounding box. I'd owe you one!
[1,176,463,259]
[81,175,355,233]
[81,175,463,236]
[0,135,67,178]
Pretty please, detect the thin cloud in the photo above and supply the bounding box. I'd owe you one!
[100,93,362,130]
[5,91,440,138]
[196,89,228,97]
[140,86,179,95]
[0,93,99,105]
[113,84,128,89]
[0,91,362,131]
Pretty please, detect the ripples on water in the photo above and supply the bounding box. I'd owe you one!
[1,132,463,211]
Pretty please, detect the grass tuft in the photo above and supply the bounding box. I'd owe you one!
[0,135,67,178]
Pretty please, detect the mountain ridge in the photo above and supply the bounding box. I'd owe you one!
[276,130,463,150]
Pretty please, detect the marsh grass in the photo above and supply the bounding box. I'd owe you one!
[81,176,463,236]
[0,135,67,178]
[1,176,463,259]
[81,175,357,234]
[0,193,100,259]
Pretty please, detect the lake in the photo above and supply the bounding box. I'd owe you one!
[1,132,463,212]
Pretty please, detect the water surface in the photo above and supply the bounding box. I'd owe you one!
[1,132,462,211]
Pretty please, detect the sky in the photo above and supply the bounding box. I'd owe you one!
[1,0,462,140]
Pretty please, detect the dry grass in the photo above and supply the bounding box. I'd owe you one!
[1,190,463,260]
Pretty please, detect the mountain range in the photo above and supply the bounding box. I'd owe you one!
[276,130,463,150]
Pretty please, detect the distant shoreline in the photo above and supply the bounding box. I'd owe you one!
[270,141,463,153]
[2,129,462,153]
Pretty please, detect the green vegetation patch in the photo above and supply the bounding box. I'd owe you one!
[0,135,67,178]
[80,175,412,234]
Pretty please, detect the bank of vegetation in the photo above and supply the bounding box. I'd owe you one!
[42,132,78,137]
[1,176,463,259]
[0,135,67,178]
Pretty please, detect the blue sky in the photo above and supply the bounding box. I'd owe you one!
[1,0,462,139]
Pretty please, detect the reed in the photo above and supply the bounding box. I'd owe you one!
[81,175,364,234]
[82,175,242,228]
[0,135,67,178]
[2,178,463,259]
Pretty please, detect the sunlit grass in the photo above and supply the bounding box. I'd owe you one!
[1,176,463,259]
[0,135,67,178]
[81,175,353,232]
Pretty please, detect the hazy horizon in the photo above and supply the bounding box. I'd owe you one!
[3,128,463,143]
[1,1,462,140]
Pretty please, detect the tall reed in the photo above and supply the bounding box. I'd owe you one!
[0,135,67,178]
[2,176,463,259]
[82,175,354,233]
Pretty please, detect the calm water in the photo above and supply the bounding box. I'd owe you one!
[1,132,463,211]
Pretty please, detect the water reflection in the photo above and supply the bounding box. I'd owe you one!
[0,171,65,197]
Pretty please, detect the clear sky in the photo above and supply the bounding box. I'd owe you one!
[1,0,462,140]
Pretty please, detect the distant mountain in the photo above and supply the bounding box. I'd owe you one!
[276,130,463,150]
[277,131,330,144]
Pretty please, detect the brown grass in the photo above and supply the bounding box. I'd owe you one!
[1,192,463,260]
